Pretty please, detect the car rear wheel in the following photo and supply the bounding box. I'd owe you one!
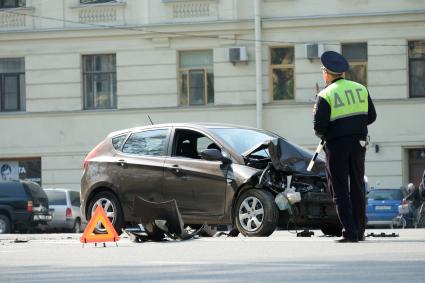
[72,219,82,233]
[320,224,342,237]
[234,189,278,237]
[0,214,11,234]
[88,191,124,234]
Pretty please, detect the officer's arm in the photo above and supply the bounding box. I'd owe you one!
[367,92,377,125]
[405,190,414,201]
[313,96,330,138]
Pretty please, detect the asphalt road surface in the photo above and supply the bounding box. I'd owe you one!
[1,229,425,283]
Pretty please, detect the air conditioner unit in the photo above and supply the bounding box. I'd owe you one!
[305,43,325,59]
[226,47,248,64]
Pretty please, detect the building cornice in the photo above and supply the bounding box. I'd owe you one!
[0,98,423,119]
[0,9,424,41]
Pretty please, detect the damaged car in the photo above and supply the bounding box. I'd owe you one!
[80,123,340,237]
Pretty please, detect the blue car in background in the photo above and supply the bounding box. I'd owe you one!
[367,188,405,228]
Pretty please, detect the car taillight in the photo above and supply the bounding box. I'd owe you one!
[83,142,103,170]
[27,201,33,212]
[66,207,72,218]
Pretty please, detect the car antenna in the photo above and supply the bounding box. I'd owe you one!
[147,115,154,125]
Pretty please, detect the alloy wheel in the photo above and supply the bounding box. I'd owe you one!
[238,196,265,232]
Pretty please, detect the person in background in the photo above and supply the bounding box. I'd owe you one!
[404,183,422,224]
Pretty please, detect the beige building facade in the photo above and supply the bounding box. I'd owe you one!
[0,0,424,190]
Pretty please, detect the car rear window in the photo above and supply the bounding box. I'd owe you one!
[45,190,67,205]
[368,189,403,200]
[24,182,48,200]
[0,182,27,198]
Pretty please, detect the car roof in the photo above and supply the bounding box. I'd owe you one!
[107,123,261,138]
[44,188,77,192]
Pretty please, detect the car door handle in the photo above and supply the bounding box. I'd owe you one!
[117,159,127,168]
[171,164,181,173]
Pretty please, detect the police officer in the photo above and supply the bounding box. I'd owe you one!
[314,51,377,243]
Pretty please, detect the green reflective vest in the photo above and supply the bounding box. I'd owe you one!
[318,79,369,121]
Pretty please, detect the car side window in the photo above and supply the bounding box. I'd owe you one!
[69,191,81,207]
[0,183,27,198]
[173,129,219,159]
[112,134,127,150]
[197,136,219,153]
[122,129,168,156]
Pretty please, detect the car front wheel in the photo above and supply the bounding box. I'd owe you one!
[234,189,278,237]
[88,191,124,234]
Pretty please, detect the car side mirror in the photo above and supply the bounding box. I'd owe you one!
[201,149,231,164]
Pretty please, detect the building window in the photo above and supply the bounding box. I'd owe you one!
[270,47,294,101]
[178,50,214,106]
[0,0,25,9]
[82,54,116,110]
[409,41,425,98]
[0,58,25,112]
[80,0,116,4]
[342,43,368,86]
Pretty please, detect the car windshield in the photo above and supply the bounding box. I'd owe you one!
[368,189,403,201]
[209,127,277,155]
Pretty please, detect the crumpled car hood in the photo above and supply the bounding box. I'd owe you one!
[244,138,326,176]
[268,138,326,176]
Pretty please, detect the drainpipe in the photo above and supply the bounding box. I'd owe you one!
[254,0,263,129]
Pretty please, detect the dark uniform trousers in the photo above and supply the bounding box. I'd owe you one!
[325,136,366,240]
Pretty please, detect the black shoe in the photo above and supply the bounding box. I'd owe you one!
[334,237,358,243]
[358,235,365,241]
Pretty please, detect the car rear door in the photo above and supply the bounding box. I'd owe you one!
[163,128,228,218]
[113,128,170,219]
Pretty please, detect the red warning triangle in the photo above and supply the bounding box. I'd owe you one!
[80,206,120,244]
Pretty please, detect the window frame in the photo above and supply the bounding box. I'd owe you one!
[82,54,117,110]
[341,42,368,86]
[0,58,25,112]
[269,46,295,101]
[178,67,209,106]
[408,40,425,98]
[178,50,214,106]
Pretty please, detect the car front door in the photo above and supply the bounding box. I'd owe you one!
[113,128,170,220]
[163,128,228,218]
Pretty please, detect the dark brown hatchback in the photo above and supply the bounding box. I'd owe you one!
[81,123,340,237]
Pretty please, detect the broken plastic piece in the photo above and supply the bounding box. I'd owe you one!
[297,229,314,237]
